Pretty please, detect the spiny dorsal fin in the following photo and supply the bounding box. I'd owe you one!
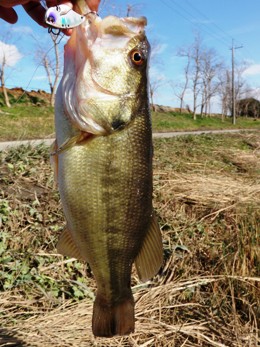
[135,213,163,282]
[57,226,87,262]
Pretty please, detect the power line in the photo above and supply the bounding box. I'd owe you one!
[160,0,256,66]
[160,0,231,48]
[177,0,257,65]
[185,0,234,42]
[170,0,231,46]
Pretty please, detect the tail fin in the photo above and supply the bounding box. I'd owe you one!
[92,291,135,337]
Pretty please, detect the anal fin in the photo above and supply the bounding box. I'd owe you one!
[57,226,87,262]
[134,213,163,282]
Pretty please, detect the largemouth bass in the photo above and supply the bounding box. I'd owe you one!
[53,11,163,337]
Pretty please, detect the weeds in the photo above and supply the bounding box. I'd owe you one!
[0,133,259,346]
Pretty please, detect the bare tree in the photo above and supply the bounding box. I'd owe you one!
[200,48,223,116]
[34,33,61,106]
[149,38,165,111]
[217,60,250,121]
[217,69,231,121]
[170,48,191,113]
[149,78,164,111]
[105,2,142,17]
[126,4,140,17]
[189,33,203,120]
[234,62,248,102]
[176,33,228,119]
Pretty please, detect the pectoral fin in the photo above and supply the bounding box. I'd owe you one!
[57,226,87,262]
[135,213,163,282]
[51,132,93,156]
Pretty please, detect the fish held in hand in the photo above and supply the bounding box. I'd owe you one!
[53,12,163,338]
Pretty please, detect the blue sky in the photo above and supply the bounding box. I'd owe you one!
[1,0,260,110]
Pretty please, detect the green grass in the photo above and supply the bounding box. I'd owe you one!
[152,111,260,132]
[0,105,54,141]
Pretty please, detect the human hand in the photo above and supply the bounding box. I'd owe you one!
[0,1,100,27]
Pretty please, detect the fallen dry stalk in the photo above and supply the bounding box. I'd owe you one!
[1,276,259,347]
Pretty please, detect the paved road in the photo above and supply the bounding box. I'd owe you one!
[0,128,258,151]
[0,138,55,151]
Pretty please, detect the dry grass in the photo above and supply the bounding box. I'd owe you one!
[0,132,259,347]
[1,276,259,347]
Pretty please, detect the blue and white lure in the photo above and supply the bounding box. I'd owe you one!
[45,5,85,31]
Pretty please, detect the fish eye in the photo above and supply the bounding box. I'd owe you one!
[130,50,145,66]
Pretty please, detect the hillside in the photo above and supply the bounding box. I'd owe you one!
[0,87,51,107]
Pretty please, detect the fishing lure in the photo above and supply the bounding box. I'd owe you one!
[45,5,85,30]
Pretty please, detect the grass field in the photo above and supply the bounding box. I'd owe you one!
[0,104,259,141]
[152,111,260,132]
[0,132,259,346]
[0,105,54,141]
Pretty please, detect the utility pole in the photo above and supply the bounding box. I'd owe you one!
[231,39,243,125]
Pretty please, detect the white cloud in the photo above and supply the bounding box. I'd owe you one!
[243,64,260,76]
[0,41,23,67]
